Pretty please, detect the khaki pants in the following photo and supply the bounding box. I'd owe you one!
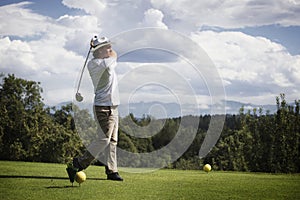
[78,106,119,174]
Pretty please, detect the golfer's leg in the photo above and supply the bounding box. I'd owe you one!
[78,106,112,169]
[106,111,118,173]
[77,150,95,169]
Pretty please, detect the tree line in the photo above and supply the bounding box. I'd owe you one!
[0,74,299,173]
[201,94,300,173]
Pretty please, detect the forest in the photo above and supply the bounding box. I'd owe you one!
[0,74,299,173]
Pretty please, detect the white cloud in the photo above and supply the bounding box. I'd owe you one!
[57,14,98,30]
[0,2,102,105]
[150,0,300,29]
[62,0,106,15]
[56,14,101,55]
[0,36,85,105]
[271,73,293,87]
[0,2,51,37]
[190,30,300,104]
[61,0,159,35]
[142,8,168,29]
[0,37,38,75]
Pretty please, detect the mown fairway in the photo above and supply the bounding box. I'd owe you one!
[0,161,299,200]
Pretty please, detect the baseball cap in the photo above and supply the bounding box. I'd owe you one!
[90,36,112,51]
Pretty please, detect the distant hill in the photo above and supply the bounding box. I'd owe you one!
[51,100,282,118]
[118,100,279,118]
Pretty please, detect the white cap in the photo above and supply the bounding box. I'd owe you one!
[90,36,112,51]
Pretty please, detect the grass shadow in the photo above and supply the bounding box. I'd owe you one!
[0,175,106,181]
[0,175,68,180]
[46,185,79,189]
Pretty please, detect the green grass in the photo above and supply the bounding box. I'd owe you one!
[0,161,299,200]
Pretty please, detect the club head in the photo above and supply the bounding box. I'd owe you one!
[75,93,84,102]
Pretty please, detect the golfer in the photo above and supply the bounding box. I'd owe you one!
[67,36,123,181]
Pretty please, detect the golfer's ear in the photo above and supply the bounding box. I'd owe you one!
[110,50,117,58]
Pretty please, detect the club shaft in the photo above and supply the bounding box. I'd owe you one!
[76,47,92,93]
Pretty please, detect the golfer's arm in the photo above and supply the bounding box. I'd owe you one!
[104,51,117,70]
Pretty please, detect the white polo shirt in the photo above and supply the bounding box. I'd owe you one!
[87,57,120,106]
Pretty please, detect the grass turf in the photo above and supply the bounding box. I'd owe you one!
[0,161,299,200]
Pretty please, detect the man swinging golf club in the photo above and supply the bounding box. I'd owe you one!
[67,36,123,182]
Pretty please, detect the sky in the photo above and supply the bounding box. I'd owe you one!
[0,0,300,113]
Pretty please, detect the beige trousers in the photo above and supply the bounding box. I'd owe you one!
[78,106,119,174]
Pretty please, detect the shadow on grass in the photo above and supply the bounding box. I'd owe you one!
[46,185,80,189]
[0,175,106,181]
[0,175,107,189]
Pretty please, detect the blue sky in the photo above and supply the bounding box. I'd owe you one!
[0,0,79,18]
[0,0,299,113]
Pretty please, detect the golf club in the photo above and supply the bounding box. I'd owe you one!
[75,36,98,102]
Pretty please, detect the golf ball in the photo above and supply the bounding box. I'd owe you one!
[203,164,212,172]
[75,171,86,184]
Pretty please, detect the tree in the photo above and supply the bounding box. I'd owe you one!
[0,74,84,163]
[0,74,44,160]
[271,94,300,172]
